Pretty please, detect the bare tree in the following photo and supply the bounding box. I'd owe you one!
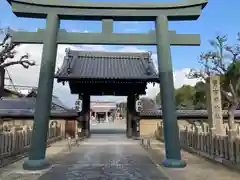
[188,34,240,130]
[0,27,36,97]
[0,28,35,69]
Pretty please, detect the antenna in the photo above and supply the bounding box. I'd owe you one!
[5,69,18,92]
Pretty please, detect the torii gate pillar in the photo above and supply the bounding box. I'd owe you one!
[23,13,59,170]
[155,15,186,168]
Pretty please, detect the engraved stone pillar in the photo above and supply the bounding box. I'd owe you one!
[155,15,185,168]
[23,13,59,170]
[206,76,224,135]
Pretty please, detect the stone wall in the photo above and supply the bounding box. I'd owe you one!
[140,119,160,138]
[140,119,194,138]
[1,119,66,136]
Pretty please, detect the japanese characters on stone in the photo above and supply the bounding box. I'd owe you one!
[211,78,222,121]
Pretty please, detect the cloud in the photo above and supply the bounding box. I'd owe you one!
[142,68,199,100]
[5,44,199,107]
[5,44,106,107]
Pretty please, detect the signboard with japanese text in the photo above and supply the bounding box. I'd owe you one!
[75,99,82,112]
[136,100,143,112]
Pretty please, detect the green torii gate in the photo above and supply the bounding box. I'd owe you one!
[6,0,208,170]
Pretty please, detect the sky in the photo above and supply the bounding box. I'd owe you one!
[0,0,239,108]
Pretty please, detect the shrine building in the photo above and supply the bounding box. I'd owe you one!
[90,101,116,122]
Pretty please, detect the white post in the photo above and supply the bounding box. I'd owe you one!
[105,112,108,122]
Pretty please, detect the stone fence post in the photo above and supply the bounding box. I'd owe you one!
[10,127,16,151]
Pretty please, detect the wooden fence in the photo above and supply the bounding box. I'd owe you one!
[155,123,240,169]
[0,126,63,167]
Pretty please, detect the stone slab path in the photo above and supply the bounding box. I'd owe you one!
[38,135,170,180]
[0,122,169,180]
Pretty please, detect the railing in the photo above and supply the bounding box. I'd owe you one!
[0,126,63,167]
[155,122,240,170]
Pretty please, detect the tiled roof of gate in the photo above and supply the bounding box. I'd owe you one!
[55,50,159,82]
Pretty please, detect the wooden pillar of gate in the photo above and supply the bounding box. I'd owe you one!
[85,95,91,138]
[77,94,84,137]
[81,94,91,138]
[132,94,139,138]
[126,95,135,138]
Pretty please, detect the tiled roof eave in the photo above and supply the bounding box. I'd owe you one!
[0,110,78,119]
[55,76,159,82]
[139,110,240,119]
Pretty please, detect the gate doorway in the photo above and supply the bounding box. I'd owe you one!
[55,50,159,138]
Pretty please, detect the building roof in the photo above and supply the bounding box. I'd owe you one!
[139,98,240,119]
[139,109,240,119]
[0,97,77,119]
[0,109,77,119]
[0,98,35,110]
[55,50,159,82]
[26,89,70,109]
[3,88,25,97]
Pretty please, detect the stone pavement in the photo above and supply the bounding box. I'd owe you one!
[0,139,71,180]
[0,122,170,180]
[145,140,240,180]
[37,135,170,180]
[90,119,126,135]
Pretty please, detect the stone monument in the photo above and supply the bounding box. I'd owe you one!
[207,76,224,135]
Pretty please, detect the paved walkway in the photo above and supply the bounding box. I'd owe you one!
[0,139,70,180]
[0,122,169,180]
[38,135,169,180]
[146,140,240,180]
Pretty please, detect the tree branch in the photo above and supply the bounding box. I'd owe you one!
[0,27,35,69]
[221,89,233,102]
[0,59,35,69]
[188,33,240,113]
[236,78,240,93]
